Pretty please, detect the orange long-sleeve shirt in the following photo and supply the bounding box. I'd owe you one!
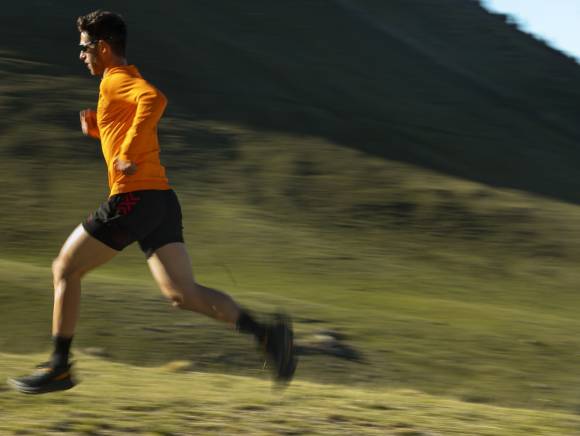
[96,65,170,196]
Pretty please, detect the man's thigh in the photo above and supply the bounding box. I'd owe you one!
[56,224,118,276]
[146,242,195,292]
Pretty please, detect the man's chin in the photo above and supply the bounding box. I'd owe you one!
[89,68,103,76]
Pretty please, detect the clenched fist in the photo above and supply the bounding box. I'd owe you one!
[113,157,138,176]
[80,109,100,139]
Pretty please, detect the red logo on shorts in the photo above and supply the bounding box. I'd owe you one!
[117,193,140,215]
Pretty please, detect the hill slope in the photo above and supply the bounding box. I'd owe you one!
[2,352,580,435]
[1,1,580,431]
[1,0,580,201]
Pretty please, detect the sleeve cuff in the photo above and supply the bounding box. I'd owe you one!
[118,152,133,162]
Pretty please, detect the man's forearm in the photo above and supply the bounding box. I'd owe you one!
[118,89,167,161]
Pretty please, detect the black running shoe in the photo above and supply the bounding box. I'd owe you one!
[7,362,76,394]
[262,313,297,384]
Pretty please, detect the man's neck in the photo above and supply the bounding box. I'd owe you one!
[102,57,129,77]
[110,56,128,67]
[105,56,128,70]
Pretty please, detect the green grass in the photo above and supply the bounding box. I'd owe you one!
[1,352,580,435]
[2,111,580,431]
[2,2,580,433]
[2,197,580,416]
[2,117,580,427]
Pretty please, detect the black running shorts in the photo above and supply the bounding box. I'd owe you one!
[82,189,184,258]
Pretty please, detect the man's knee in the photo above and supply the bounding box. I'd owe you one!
[52,256,82,282]
[166,292,183,308]
[165,285,203,311]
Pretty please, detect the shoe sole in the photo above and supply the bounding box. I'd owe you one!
[272,313,298,384]
[7,377,76,395]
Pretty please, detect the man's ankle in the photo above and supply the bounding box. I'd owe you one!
[236,310,266,341]
[50,335,73,368]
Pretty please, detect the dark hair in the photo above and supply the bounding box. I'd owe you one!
[77,10,127,56]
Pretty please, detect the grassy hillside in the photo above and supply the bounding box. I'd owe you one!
[2,353,580,436]
[1,1,580,434]
[2,0,580,200]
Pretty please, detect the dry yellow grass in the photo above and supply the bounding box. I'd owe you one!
[1,352,579,435]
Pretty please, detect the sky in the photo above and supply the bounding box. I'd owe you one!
[482,0,580,62]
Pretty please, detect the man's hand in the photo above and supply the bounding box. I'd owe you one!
[113,157,138,176]
[80,109,100,139]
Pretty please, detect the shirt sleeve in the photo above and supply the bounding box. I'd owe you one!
[101,74,167,161]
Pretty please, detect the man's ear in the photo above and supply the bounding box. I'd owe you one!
[99,40,110,56]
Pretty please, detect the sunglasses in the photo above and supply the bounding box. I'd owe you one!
[79,40,99,52]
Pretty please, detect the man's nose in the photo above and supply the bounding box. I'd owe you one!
[79,51,86,61]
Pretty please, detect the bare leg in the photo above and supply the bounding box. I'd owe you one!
[147,242,297,384]
[147,242,241,326]
[6,226,118,393]
[52,224,118,336]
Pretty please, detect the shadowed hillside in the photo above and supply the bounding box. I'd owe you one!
[1,0,580,203]
[2,1,580,423]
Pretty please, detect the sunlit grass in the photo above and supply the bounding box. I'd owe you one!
[2,35,580,435]
[1,352,579,435]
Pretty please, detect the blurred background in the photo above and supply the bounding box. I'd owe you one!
[1,1,580,434]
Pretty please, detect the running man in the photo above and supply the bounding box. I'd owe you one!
[8,10,296,394]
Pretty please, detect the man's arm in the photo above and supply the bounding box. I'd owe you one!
[103,75,167,175]
[117,78,167,163]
